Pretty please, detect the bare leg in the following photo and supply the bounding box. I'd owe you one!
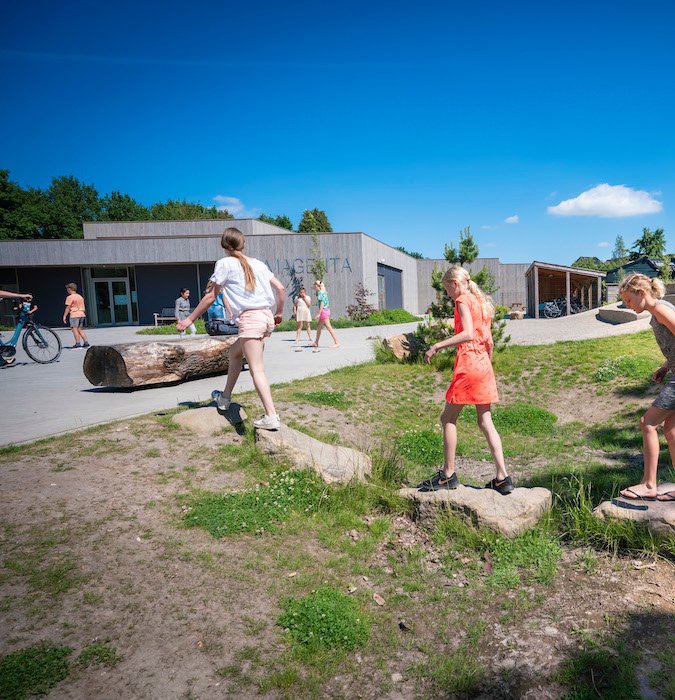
[440,403,464,476]
[221,338,244,399]
[476,404,508,481]
[240,337,276,416]
[305,321,313,342]
[621,406,672,497]
[323,319,340,347]
[295,322,302,343]
[663,412,675,467]
[79,327,89,344]
[313,318,325,347]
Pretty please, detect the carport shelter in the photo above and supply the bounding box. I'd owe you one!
[525,262,605,319]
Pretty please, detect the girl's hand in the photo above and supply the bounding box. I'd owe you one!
[424,345,436,364]
[653,365,669,383]
[176,319,188,332]
[273,313,283,326]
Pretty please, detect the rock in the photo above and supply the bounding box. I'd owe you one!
[593,499,675,537]
[382,332,425,361]
[391,673,403,683]
[398,485,552,538]
[597,305,648,324]
[173,405,247,436]
[509,310,524,320]
[254,424,371,484]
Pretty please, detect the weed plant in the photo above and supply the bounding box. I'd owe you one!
[278,586,369,655]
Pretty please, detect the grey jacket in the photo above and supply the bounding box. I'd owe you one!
[175,296,191,321]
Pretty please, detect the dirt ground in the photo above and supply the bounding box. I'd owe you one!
[1,404,674,699]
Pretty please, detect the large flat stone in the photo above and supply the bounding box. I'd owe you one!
[594,491,675,537]
[255,424,371,484]
[398,485,553,538]
[597,306,647,324]
[173,404,246,436]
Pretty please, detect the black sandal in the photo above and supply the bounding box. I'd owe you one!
[484,476,514,495]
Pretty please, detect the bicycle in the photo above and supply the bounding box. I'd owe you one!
[0,301,62,364]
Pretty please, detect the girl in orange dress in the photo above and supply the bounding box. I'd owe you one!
[417,266,513,494]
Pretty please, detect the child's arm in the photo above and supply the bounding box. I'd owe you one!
[63,299,71,324]
[424,302,474,363]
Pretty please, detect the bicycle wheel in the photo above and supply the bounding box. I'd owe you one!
[543,304,559,319]
[22,324,62,363]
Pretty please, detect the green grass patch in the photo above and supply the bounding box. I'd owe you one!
[397,429,443,466]
[136,319,207,335]
[555,640,640,699]
[77,641,121,668]
[291,390,350,408]
[0,644,72,700]
[278,586,369,655]
[594,354,659,382]
[182,469,329,536]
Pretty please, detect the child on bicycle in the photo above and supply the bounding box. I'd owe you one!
[618,273,675,502]
[416,266,513,495]
[0,289,33,367]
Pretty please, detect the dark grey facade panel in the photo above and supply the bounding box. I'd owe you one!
[135,264,200,326]
[15,266,84,328]
[377,263,403,309]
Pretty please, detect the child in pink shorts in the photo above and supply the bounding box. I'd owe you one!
[311,281,340,349]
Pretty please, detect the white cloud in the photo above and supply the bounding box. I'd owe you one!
[504,215,519,224]
[597,241,610,248]
[213,195,260,218]
[547,184,662,218]
[481,224,495,231]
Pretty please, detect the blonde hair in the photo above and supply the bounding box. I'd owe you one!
[221,228,256,292]
[443,265,494,317]
[314,281,326,293]
[618,272,665,299]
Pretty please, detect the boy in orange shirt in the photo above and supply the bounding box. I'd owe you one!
[63,283,90,349]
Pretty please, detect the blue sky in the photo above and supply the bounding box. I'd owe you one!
[2,0,674,264]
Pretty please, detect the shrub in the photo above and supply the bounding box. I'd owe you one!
[346,283,377,321]
[278,586,369,653]
[398,430,444,466]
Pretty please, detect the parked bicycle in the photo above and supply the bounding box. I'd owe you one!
[541,297,588,318]
[0,300,62,364]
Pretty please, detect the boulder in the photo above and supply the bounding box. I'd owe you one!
[382,332,425,361]
[509,310,524,320]
[597,305,647,324]
[173,404,247,436]
[255,424,371,484]
[398,485,553,538]
[593,490,675,537]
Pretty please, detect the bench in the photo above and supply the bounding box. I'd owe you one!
[153,308,177,326]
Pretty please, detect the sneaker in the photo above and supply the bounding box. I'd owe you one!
[211,390,231,411]
[416,470,458,492]
[253,414,281,430]
[83,342,91,348]
[484,475,514,496]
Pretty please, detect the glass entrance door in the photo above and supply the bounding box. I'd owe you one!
[93,279,132,325]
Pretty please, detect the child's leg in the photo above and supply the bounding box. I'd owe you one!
[662,411,675,466]
[79,326,88,344]
[295,322,301,343]
[221,338,244,400]
[305,321,313,341]
[324,319,339,346]
[240,337,276,416]
[622,406,672,497]
[440,403,464,476]
[189,322,197,336]
[313,319,324,346]
[476,405,508,481]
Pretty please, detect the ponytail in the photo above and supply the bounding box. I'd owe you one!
[619,272,665,300]
[221,228,256,292]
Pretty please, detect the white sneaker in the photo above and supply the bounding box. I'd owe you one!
[211,390,231,411]
[253,414,281,430]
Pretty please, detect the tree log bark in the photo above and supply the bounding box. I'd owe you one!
[83,337,239,388]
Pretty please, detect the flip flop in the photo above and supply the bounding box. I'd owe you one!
[611,499,649,511]
[619,488,657,502]
[656,490,675,502]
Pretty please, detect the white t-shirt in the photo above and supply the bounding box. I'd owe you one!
[210,255,276,319]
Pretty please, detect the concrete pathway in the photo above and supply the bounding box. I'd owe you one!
[0,306,652,446]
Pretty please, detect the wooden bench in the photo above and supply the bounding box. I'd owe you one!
[153,308,178,326]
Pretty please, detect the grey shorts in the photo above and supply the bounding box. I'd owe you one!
[653,375,675,410]
[69,317,86,328]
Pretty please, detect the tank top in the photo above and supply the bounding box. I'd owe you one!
[650,299,675,367]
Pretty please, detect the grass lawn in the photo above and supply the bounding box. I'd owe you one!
[0,329,673,699]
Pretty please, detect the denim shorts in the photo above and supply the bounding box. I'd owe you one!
[69,317,86,328]
[653,374,675,410]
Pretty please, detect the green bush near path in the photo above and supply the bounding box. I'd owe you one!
[136,308,420,335]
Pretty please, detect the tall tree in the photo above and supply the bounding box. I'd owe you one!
[630,227,666,260]
[396,245,423,259]
[0,170,48,239]
[43,175,102,239]
[258,213,293,230]
[444,226,479,266]
[299,208,332,232]
[612,234,628,259]
[308,232,327,281]
[100,191,150,221]
[149,200,233,220]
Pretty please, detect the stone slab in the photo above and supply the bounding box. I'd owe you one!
[597,306,647,324]
[398,485,553,538]
[255,424,371,484]
[173,404,247,436]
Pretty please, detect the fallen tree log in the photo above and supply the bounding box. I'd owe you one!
[83,337,239,388]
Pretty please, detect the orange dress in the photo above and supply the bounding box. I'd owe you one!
[445,293,499,405]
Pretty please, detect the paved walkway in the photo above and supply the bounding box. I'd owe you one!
[0,306,652,446]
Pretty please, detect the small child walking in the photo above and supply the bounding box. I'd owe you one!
[311,281,340,349]
[293,287,313,345]
[63,283,90,349]
[417,266,513,495]
[618,273,675,502]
